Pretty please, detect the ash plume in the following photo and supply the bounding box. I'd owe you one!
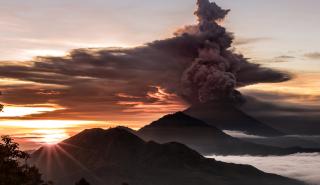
[0,0,290,120]
[180,0,289,104]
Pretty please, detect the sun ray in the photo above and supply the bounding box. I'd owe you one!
[55,144,104,183]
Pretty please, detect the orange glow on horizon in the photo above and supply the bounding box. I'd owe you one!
[241,73,320,105]
[0,119,144,150]
[31,129,69,145]
[0,120,106,129]
[0,105,62,118]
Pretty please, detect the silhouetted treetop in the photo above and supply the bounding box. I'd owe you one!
[0,135,52,185]
[75,178,91,185]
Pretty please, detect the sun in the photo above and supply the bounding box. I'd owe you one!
[0,120,109,148]
[32,129,69,145]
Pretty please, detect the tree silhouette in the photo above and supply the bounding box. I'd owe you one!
[75,178,91,185]
[0,135,52,185]
[0,91,3,112]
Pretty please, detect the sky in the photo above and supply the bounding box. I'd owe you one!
[0,0,320,149]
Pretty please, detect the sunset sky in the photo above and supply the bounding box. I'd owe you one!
[1,0,320,149]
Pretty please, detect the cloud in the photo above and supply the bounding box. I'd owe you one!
[224,129,320,148]
[207,153,320,185]
[0,0,290,121]
[304,52,320,60]
[233,37,272,46]
[270,55,296,63]
[223,130,266,139]
[0,42,195,122]
[242,94,320,114]
[276,55,295,59]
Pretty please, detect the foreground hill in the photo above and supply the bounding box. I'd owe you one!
[184,102,284,137]
[31,128,305,185]
[138,112,320,156]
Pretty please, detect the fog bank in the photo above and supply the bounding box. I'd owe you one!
[207,153,320,185]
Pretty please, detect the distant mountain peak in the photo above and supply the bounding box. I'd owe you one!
[184,102,284,137]
[144,112,210,128]
[61,127,144,150]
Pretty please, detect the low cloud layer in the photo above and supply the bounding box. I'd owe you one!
[208,153,320,185]
[223,130,266,139]
[224,130,320,148]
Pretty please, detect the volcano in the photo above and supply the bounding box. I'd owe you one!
[31,128,304,185]
[184,102,284,137]
[138,112,320,156]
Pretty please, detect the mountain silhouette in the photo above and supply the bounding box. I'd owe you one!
[31,128,305,185]
[184,102,284,137]
[138,112,320,155]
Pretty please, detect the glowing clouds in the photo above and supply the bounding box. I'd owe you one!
[0,105,62,118]
[117,86,187,114]
[30,129,69,144]
[0,120,99,129]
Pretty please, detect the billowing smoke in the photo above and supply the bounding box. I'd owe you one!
[195,0,230,32]
[180,0,289,104]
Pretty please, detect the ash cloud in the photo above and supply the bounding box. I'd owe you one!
[0,0,290,120]
[240,93,320,135]
[180,0,290,104]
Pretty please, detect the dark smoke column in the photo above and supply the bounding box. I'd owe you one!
[182,0,288,137]
[180,0,288,105]
[181,0,244,104]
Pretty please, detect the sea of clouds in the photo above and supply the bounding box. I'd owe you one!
[207,153,320,185]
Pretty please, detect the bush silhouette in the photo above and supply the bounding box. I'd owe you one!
[0,135,52,185]
[75,178,91,185]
